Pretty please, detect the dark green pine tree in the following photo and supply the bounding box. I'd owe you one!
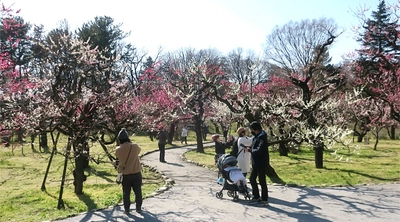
[76,16,130,89]
[357,0,398,56]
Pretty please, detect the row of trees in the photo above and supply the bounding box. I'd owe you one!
[1,0,398,199]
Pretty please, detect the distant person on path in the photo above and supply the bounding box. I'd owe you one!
[248,121,269,206]
[212,134,232,165]
[202,122,208,140]
[156,127,168,163]
[181,125,188,145]
[115,128,143,214]
[236,127,252,177]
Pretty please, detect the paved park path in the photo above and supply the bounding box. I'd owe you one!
[57,143,400,222]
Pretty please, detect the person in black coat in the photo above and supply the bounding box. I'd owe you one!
[156,127,168,163]
[248,121,270,206]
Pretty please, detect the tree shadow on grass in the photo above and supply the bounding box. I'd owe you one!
[267,175,286,185]
[324,167,398,182]
[77,192,98,210]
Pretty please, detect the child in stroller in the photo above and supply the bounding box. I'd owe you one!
[215,154,252,201]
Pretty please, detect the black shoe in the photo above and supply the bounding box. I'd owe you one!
[249,197,261,204]
[161,160,167,163]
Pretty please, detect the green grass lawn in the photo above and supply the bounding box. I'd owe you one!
[0,134,170,222]
[184,139,400,187]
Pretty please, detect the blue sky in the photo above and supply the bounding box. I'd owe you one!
[2,0,397,63]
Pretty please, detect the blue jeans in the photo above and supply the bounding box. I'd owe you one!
[250,166,268,201]
[122,172,142,212]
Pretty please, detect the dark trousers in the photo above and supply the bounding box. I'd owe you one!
[158,143,165,162]
[122,173,143,212]
[181,136,187,144]
[250,166,268,201]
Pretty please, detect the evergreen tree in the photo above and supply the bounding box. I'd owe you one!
[354,0,400,126]
[358,0,398,56]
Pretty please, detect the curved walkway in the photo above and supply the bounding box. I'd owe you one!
[58,144,400,222]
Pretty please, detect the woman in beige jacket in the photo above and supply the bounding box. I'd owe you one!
[115,128,142,214]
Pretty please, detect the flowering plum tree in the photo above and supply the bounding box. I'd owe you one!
[149,48,225,152]
[262,18,352,168]
[30,27,140,203]
[352,0,400,127]
[0,2,35,147]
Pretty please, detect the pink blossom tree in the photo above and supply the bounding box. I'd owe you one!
[352,0,400,127]
[0,2,35,148]
[145,48,225,152]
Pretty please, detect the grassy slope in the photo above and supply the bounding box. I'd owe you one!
[185,139,400,186]
[0,135,167,222]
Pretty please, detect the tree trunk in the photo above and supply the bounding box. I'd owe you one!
[194,116,204,153]
[17,129,24,143]
[357,134,364,143]
[30,135,36,152]
[314,141,323,168]
[278,142,288,156]
[72,136,89,195]
[40,132,48,148]
[390,125,395,140]
[73,153,87,195]
[373,136,378,150]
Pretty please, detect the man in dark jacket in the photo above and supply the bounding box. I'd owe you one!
[157,127,168,163]
[248,121,269,206]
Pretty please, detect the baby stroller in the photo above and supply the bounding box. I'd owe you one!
[215,154,252,201]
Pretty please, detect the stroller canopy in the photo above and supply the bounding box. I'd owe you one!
[217,154,238,169]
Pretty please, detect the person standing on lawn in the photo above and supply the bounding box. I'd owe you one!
[248,121,269,206]
[115,128,143,214]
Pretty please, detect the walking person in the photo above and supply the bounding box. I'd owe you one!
[236,127,252,177]
[181,125,188,145]
[248,121,270,206]
[115,128,143,214]
[156,127,168,163]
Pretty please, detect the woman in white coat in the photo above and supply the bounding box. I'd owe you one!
[236,127,252,177]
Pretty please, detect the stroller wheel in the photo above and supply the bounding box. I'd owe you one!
[227,191,234,197]
[233,196,239,201]
[216,192,223,199]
